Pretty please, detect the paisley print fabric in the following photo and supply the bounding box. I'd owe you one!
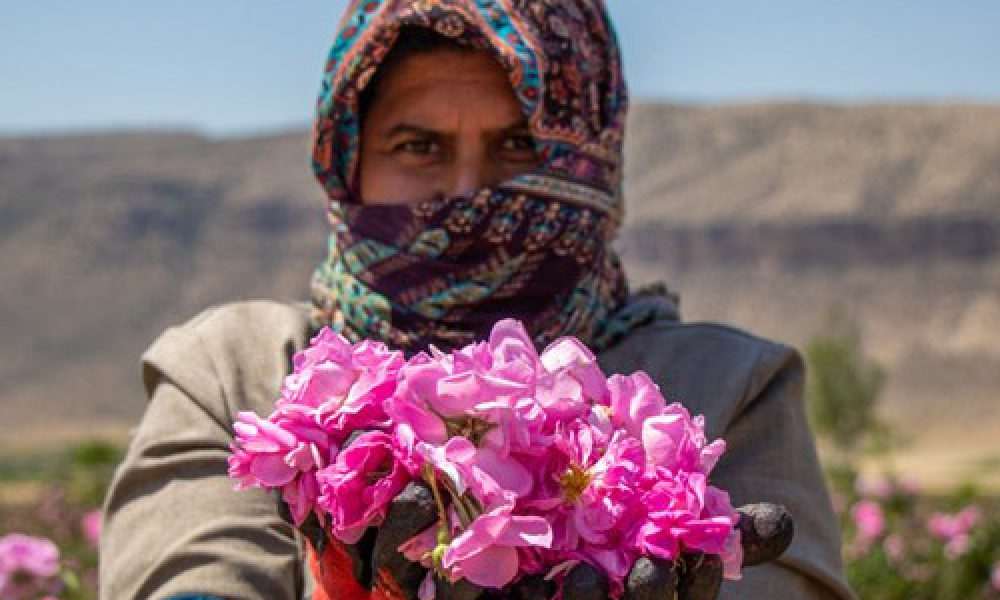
[308,0,673,354]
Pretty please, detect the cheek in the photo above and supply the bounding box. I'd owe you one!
[359,154,439,205]
[497,161,536,182]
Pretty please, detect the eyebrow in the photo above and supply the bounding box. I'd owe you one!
[383,120,531,138]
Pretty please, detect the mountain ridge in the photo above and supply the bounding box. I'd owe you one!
[2,102,998,475]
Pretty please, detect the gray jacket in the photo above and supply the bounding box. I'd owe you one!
[100,300,855,600]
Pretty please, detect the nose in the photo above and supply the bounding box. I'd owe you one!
[441,152,499,199]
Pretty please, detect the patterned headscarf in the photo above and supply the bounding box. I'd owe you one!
[309,0,673,355]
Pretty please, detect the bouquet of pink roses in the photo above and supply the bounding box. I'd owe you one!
[229,319,746,598]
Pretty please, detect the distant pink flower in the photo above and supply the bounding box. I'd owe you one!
[856,474,892,500]
[82,509,102,549]
[927,506,982,558]
[928,505,981,548]
[0,534,59,578]
[955,505,982,530]
[852,500,885,542]
[927,514,949,537]
[0,534,62,600]
[883,533,904,562]
[991,562,1000,591]
[944,534,970,558]
[317,431,413,543]
[898,476,921,496]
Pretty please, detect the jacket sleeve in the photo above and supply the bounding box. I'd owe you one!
[99,318,307,600]
[713,344,857,600]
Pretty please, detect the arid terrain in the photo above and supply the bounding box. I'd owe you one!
[2,102,998,487]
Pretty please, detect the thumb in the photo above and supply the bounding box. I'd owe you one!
[371,481,439,599]
[562,561,610,600]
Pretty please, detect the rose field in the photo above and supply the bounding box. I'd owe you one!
[2,324,999,599]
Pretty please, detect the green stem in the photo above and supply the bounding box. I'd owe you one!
[423,463,454,577]
[451,493,473,528]
[458,493,480,524]
[423,464,452,544]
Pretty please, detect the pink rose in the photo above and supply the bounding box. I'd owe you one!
[281,329,402,436]
[391,338,540,459]
[537,335,608,424]
[639,472,734,562]
[317,431,413,543]
[538,427,646,592]
[606,372,666,439]
[229,317,744,591]
[228,410,334,525]
[443,506,552,588]
[702,486,743,580]
[489,319,543,377]
[641,403,722,475]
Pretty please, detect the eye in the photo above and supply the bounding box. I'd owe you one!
[499,133,538,165]
[501,133,536,153]
[396,139,442,155]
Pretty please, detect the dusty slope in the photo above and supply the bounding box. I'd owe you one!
[1,103,998,484]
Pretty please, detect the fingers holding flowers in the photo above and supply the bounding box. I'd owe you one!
[622,503,794,600]
[735,503,794,567]
[575,502,795,600]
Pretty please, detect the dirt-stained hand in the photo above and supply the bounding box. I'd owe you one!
[561,503,795,600]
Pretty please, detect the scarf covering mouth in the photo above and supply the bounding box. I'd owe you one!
[309,0,673,355]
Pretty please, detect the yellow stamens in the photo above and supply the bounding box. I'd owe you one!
[560,464,593,503]
[444,416,495,445]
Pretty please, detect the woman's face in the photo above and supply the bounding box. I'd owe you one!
[359,50,540,205]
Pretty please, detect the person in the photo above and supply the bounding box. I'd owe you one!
[99,1,856,599]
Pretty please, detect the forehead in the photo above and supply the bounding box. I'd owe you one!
[363,51,527,132]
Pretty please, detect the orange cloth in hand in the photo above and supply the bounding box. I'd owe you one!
[309,538,410,600]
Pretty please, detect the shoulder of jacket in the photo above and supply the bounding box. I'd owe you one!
[665,320,802,392]
[611,319,799,371]
[141,300,312,407]
[179,299,310,339]
[599,319,803,435]
[145,300,309,361]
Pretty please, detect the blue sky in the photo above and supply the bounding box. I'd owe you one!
[2,1,999,134]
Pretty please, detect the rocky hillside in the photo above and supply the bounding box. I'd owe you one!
[2,103,998,476]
